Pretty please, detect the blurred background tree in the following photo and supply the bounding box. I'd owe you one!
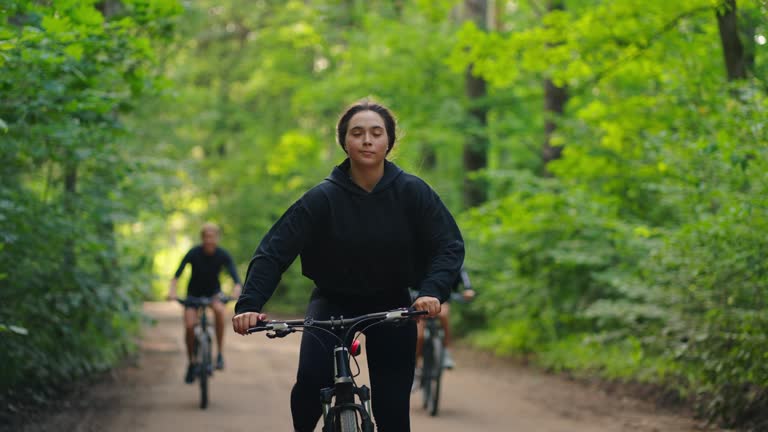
[0,0,182,407]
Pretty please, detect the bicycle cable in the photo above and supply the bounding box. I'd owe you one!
[298,324,345,346]
[352,356,363,378]
[347,318,403,381]
[293,328,333,355]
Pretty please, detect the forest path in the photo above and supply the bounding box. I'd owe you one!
[17,302,718,432]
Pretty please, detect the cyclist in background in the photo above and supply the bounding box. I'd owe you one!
[168,222,241,383]
[416,265,475,370]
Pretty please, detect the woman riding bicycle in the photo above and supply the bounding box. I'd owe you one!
[232,99,465,431]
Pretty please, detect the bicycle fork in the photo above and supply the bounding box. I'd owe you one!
[321,347,374,432]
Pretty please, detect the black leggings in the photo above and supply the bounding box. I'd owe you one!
[290,295,416,431]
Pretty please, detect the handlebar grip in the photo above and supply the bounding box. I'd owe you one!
[405,310,429,317]
[246,319,273,334]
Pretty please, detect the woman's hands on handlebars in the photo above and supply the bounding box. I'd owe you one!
[412,296,441,318]
[232,312,268,335]
[234,295,440,334]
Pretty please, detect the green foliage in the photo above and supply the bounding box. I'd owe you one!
[2,0,767,428]
[0,0,181,403]
[452,1,768,427]
[537,335,684,384]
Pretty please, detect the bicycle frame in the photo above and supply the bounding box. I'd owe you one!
[196,305,209,337]
[177,296,216,346]
[194,305,211,366]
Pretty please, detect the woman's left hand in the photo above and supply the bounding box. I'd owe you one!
[412,296,441,318]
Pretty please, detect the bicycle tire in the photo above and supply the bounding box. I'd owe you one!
[199,334,210,409]
[421,327,434,410]
[427,336,444,416]
[338,408,358,432]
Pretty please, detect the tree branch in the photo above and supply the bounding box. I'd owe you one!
[584,5,714,89]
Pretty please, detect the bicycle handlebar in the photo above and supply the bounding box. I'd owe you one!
[246,308,427,335]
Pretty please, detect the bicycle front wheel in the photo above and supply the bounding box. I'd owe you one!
[426,335,444,416]
[338,408,358,432]
[421,328,435,410]
[198,334,211,409]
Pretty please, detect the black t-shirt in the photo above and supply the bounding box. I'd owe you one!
[236,159,465,314]
[174,245,241,297]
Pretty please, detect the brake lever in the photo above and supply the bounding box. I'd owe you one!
[266,328,295,339]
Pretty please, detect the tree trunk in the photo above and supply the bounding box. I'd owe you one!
[463,0,489,208]
[716,0,748,82]
[541,0,569,175]
[63,162,78,273]
[542,78,568,167]
[96,0,123,18]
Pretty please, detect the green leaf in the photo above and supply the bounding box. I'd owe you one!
[72,5,105,27]
[64,43,84,60]
[0,27,15,40]
[41,15,73,34]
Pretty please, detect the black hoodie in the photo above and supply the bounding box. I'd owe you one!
[235,159,465,314]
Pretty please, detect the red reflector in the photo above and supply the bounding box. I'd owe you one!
[350,340,362,357]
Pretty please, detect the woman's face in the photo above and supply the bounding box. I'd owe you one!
[344,110,389,168]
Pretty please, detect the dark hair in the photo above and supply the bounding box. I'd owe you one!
[336,99,397,154]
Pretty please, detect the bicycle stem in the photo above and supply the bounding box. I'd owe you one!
[334,347,353,384]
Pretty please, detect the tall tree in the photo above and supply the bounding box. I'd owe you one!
[715,0,748,81]
[63,158,78,274]
[541,0,569,174]
[463,0,489,208]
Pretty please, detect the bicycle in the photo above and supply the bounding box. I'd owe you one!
[176,295,230,409]
[247,308,427,432]
[417,291,473,417]
[419,313,445,416]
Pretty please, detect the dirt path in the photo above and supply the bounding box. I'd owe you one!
[18,302,719,431]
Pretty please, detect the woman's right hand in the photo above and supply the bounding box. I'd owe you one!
[232,312,268,335]
[412,295,441,318]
